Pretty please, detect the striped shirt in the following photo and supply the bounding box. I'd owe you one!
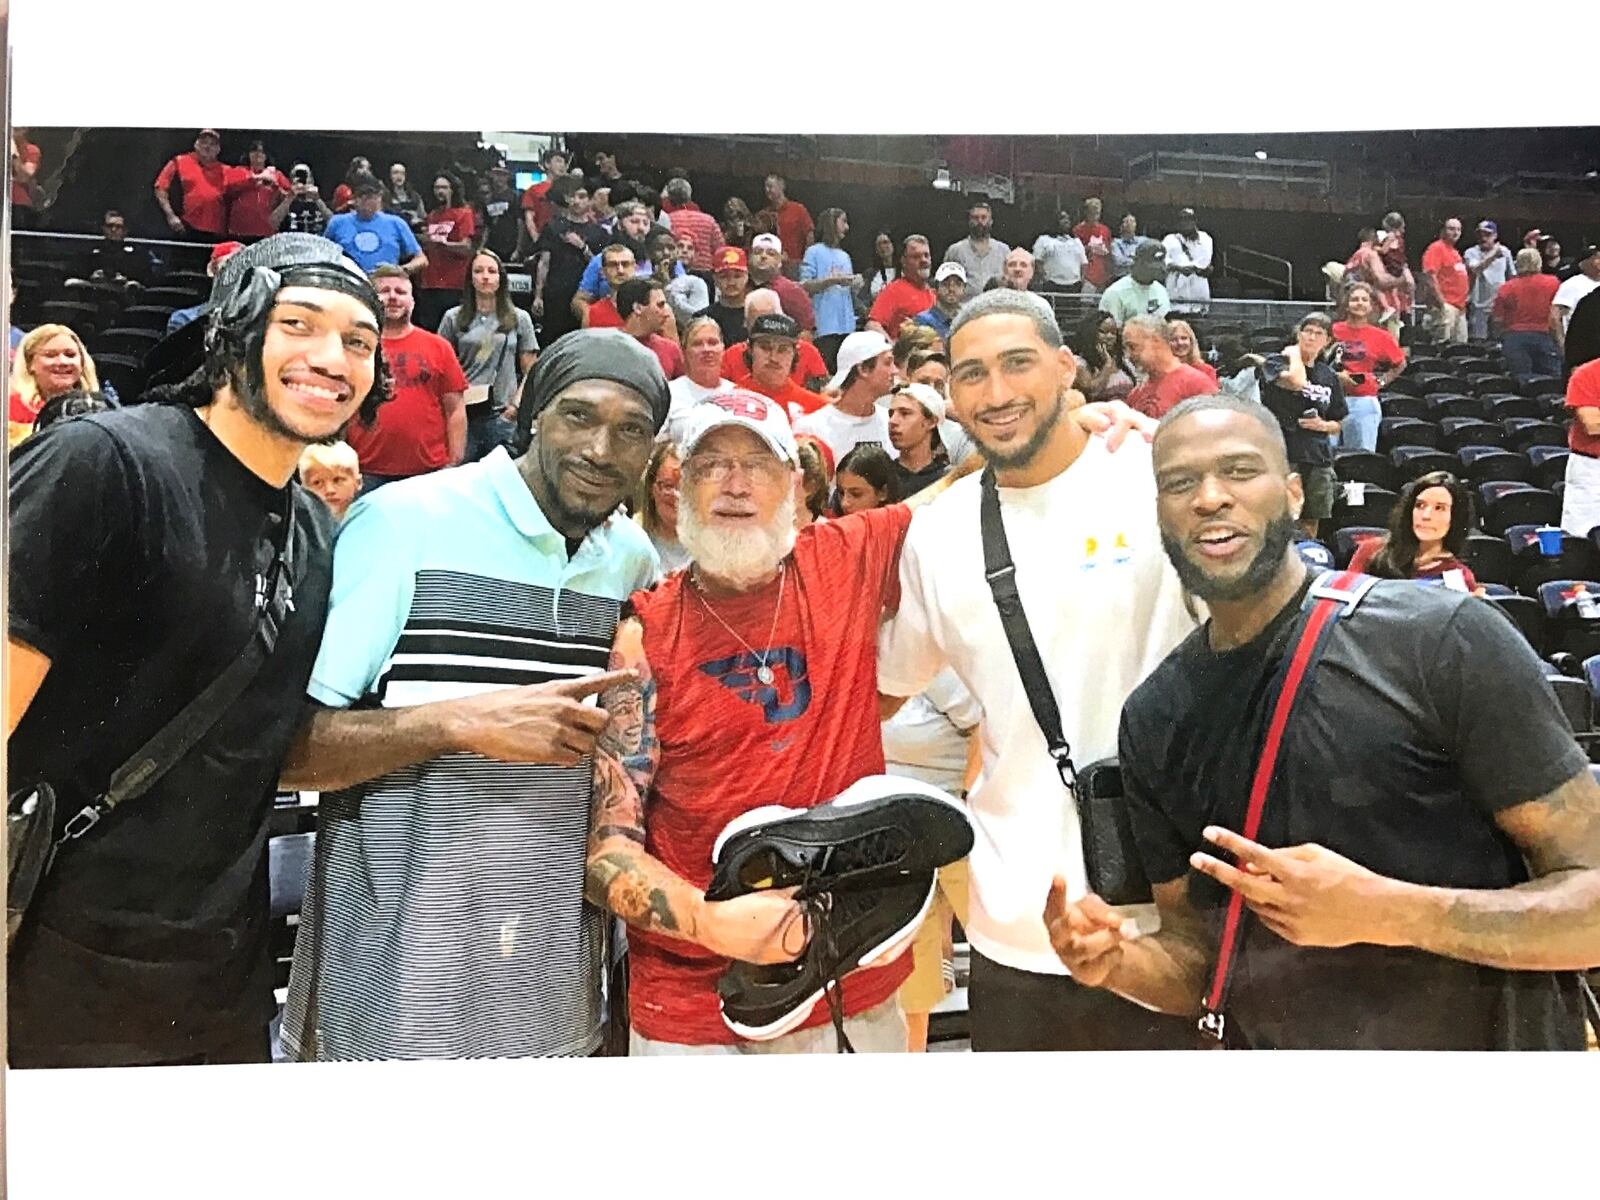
[281,449,660,1060]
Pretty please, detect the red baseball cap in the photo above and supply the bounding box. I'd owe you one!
[713,247,748,273]
[209,241,245,266]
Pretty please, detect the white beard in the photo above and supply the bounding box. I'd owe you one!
[678,492,798,589]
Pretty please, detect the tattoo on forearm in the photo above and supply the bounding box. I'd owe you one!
[586,849,687,936]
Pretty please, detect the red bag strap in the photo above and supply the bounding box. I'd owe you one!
[1197,569,1378,1043]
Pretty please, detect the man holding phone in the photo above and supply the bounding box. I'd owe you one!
[273,163,334,235]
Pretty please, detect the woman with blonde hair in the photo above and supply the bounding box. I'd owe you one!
[7,324,115,447]
[1163,319,1217,385]
[635,441,689,573]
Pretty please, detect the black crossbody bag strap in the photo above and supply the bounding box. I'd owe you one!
[56,491,299,844]
[978,468,1077,794]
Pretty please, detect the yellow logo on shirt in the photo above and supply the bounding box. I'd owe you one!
[1083,531,1135,570]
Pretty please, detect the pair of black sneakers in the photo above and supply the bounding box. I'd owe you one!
[706,775,974,1051]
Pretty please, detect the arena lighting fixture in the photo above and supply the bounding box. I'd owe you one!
[932,166,952,190]
[1254,149,1269,160]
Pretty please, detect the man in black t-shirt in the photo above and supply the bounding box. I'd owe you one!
[1042,393,1600,1050]
[7,234,390,1068]
[1256,312,1346,540]
[532,175,607,347]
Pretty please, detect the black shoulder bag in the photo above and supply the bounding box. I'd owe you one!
[7,492,299,948]
[978,467,1151,905]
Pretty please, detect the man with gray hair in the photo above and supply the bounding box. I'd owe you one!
[1122,314,1215,419]
[665,177,725,274]
[878,287,1198,1052]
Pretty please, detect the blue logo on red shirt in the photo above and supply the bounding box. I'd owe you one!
[698,648,811,723]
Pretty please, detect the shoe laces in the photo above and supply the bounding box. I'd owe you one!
[800,864,855,1054]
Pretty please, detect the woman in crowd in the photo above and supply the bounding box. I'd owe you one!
[225,140,291,240]
[7,324,116,448]
[721,197,755,251]
[802,208,860,373]
[636,441,689,573]
[1072,310,1134,402]
[1331,279,1405,453]
[1165,319,1218,385]
[833,442,896,515]
[384,162,427,229]
[330,155,371,213]
[438,249,539,463]
[1347,470,1482,594]
[795,434,834,529]
[866,231,899,296]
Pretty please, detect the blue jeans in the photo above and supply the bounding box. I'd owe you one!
[1500,331,1562,382]
[1339,394,1381,453]
[465,409,516,463]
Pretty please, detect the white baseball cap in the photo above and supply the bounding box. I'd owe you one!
[750,233,784,253]
[828,330,895,392]
[934,261,967,284]
[679,388,799,466]
[895,382,947,423]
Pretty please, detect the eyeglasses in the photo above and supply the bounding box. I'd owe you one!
[685,454,786,483]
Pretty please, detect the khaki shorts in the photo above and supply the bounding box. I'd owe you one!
[1298,464,1338,520]
[897,859,971,1015]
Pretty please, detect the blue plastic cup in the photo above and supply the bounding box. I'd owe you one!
[1535,526,1563,556]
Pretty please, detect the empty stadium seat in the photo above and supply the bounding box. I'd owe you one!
[1457,445,1532,485]
[1378,417,1438,452]
[1538,582,1600,664]
[1405,357,1451,377]
[1328,482,1398,534]
[1462,532,1516,586]
[1427,393,1480,421]
[1528,446,1570,491]
[117,305,176,333]
[94,353,145,400]
[1502,419,1566,452]
[1513,537,1600,596]
[1518,375,1565,399]
[1467,375,1519,397]
[1391,446,1459,482]
[1333,450,1398,491]
[1439,417,1504,452]
[1381,376,1423,399]
[1377,393,1429,421]
[142,285,204,309]
[1478,483,1559,535]
[1547,673,1594,734]
[1420,379,1467,402]
[1482,393,1539,421]
[40,299,102,335]
[1333,526,1387,569]
[1439,344,1484,361]
[1484,593,1546,656]
[94,328,165,359]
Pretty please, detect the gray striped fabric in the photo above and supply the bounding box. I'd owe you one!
[280,570,619,1060]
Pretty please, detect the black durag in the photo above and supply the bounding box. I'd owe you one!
[508,328,670,455]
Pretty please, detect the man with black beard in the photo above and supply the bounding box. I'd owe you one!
[877,289,1199,1051]
[8,233,388,1067]
[1045,394,1600,1050]
[278,330,667,1060]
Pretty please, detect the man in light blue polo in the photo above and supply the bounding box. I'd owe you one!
[279,330,669,1060]
[323,173,428,277]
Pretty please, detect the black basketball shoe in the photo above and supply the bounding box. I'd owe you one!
[717,872,936,1048]
[704,775,972,903]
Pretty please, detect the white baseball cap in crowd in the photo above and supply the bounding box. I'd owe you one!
[679,388,800,466]
[933,261,967,284]
[828,330,895,392]
[750,233,784,254]
[895,382,947,423]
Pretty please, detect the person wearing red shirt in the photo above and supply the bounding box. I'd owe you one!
[724,292,829,390]
[758,173,814,276]
[867,235,935,339]
[1121,315,1214,418]
[518,146,569,243]
[329,155,371,215]
[223,140,291,240]
[616,278,685,380]
[1072,197,1114,291]
[10,127,43,225]
[1562,357,1600,537]
[1331,280,1406,452]
[1421,217,1470,343]
[415,173,479,334]
[735,313,827,426]
[343,267,468,487]
[749,234,816,332]
[1346,472,1481,595]
[154,128,230,239]
[1493,248,1563,381]
[585,391,936,1055]
[666,177,725,273]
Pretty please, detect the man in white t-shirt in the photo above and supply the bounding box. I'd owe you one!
[1552,245,1600,359]
[1032,210,1090,294]
[660,315,734,445]
[1162,208,1213,314]
[1462,220,1515,342]
[794,329,897,463]
[878,289,1198,1051]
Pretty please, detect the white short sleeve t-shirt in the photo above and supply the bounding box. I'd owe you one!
[878,436,1198,975]
[660,375,734,445]
[1554,274,1600,330]
[793,403,896,465]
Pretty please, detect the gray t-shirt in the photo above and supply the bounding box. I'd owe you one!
[438,307,539,408]
[943,236,1012,297]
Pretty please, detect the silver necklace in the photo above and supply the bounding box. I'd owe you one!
[690,563,787,685]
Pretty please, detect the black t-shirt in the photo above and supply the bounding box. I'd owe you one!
[534,216,605,302]
[1257,357,1347,466]
[1563,287,1600,374]
[891,452,951,502]
[1119,575,1589,1050]
[84,238,152,284]
[707,301,748,348]
[479,187,523,261]
[6,404,335,1064]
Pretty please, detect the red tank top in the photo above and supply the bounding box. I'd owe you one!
[627,503,916,1044]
